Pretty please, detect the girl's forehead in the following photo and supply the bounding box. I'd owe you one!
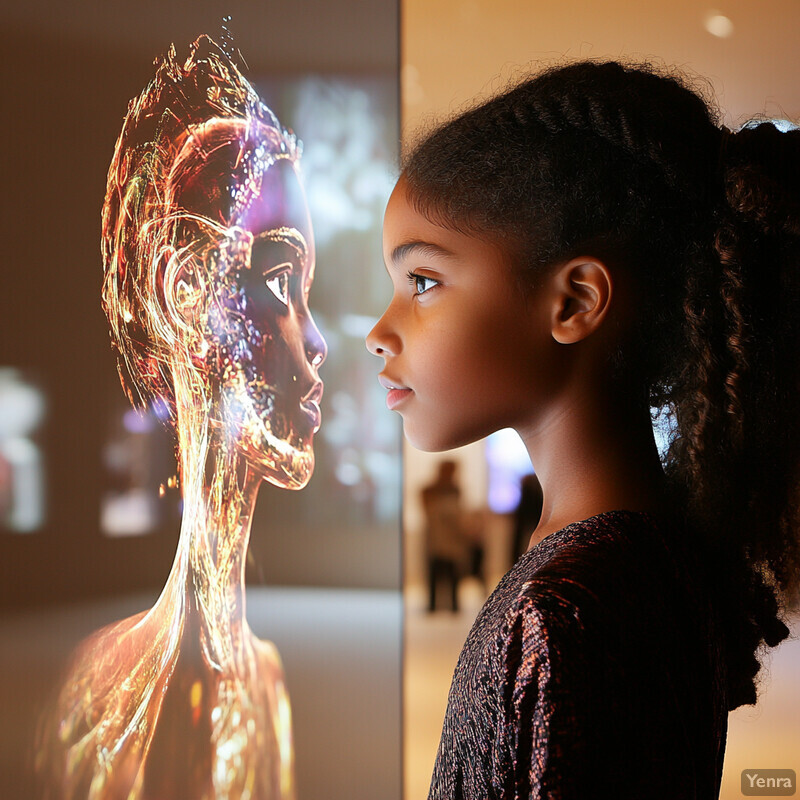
[383,178,454,244]
[382,178,505,267]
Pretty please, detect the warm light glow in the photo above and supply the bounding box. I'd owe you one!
[401,63,426,107]
[38,35,327,799]
[704,10,734,38]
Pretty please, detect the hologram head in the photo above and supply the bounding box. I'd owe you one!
[101,36,326,488]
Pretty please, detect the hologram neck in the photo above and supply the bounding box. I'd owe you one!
[162,370,262,656]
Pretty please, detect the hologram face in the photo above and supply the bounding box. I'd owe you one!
[166,122,326,488]
[102,36,326,489]
[221,158,325,487]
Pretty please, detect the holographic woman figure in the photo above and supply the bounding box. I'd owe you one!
[38,36,325,799]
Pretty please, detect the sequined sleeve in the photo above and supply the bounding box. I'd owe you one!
[491,582,597,799]
[427,511,728,800]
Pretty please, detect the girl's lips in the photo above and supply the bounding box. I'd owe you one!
[378,374,412,410]
[386,387,412,410]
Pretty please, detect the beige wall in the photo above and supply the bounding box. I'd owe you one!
[402,0,800,133]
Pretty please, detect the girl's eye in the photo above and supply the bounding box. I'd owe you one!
[407,270,439,296]
[265,263,292,305]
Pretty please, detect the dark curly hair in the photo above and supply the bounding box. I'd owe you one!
[402,60,800,711]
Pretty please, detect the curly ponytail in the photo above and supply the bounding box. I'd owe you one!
[669,122,800,707]
[402,61,800,710]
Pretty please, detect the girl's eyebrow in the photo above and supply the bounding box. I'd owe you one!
[391,240,454,266]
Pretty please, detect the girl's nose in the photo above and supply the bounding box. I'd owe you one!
[366,313,400,358]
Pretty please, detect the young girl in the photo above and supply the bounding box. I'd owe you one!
[367,61,800,799]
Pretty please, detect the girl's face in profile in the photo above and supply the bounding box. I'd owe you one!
[367,178,559,452]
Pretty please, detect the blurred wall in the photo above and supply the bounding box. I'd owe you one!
[402,0,800,131]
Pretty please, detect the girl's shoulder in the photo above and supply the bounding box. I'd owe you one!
[493,509,699,653]
[512,508,680,589]
[464,509,699,665]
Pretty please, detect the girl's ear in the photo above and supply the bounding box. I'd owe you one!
[549,257,613,344]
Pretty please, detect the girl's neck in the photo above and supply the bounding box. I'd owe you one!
[520,377,665,548]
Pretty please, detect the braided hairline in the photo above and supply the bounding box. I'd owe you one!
[500,62,721,195]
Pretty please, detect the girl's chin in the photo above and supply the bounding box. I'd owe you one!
[403,417,492,454]
[403,426,457,454]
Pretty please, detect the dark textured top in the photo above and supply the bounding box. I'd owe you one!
[428,510,728,800]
